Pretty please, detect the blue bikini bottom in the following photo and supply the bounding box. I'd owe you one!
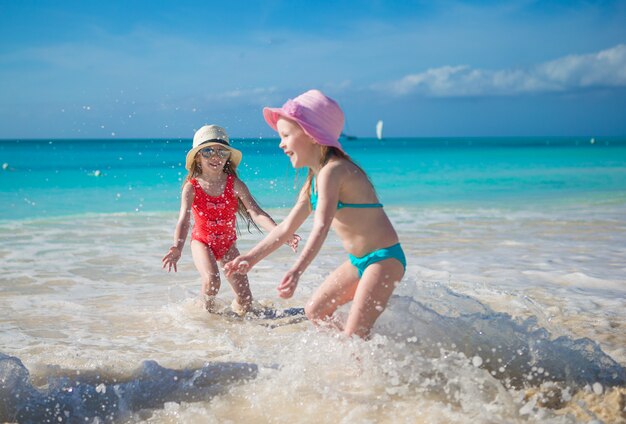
[348,243,407,277]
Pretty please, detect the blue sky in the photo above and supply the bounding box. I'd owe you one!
[1,0,625,138]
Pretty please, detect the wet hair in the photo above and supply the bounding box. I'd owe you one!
[184,154,261,234]
[303,145,376,211]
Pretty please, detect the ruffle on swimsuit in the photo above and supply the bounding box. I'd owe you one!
[190,175,238,260]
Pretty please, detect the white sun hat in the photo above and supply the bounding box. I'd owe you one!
[185,125,242,170]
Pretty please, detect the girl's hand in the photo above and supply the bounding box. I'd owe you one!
[285,234,301,253]
[277,268,302,299]
[224,256,252,278]
[162,246,181,272]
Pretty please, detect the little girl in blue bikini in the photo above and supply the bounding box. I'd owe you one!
[225,89,406,338]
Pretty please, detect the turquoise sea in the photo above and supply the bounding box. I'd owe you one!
[1,137,626,423]
[2,137,626,219]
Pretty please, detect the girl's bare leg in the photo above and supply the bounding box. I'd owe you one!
[305,261,360,328]
[343,259,404,339]
[220,244,253,313]
[190,240,221,311]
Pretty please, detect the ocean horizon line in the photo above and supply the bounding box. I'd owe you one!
[1,135,625,143]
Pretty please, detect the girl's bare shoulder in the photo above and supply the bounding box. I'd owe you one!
[232,175,248,191]
[318,157,350,179]
[182,180,195,194]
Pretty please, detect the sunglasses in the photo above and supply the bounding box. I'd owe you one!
[200,147,231,159]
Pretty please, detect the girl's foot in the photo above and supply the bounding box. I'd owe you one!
[231,298,251,316]
[203,295,217,312]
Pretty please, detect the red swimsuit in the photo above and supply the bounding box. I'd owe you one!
[190,175,238,260]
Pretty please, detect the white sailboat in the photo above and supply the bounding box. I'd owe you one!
[376,120,383,140]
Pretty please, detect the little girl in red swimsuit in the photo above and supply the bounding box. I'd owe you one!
[162,125,300,314]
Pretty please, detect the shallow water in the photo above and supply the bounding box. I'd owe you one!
[1,202,625,423]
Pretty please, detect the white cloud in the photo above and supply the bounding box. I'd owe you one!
[387,44,626,97]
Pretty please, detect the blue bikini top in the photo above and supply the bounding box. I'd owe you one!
[310,177,383,210]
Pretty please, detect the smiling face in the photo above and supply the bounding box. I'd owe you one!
[195,146,231,174]
[277,118,320,169]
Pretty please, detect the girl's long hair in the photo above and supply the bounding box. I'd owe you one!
[184,155,261,234]
[303,146,376,210]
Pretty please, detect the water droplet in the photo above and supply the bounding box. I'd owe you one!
[592,382,603,395]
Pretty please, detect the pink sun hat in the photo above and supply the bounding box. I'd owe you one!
[263,89,345,152]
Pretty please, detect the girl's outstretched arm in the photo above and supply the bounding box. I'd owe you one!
[233,178,301,251]
[276,166,341,298]
[224,189,311,277]
[162,182,194,272]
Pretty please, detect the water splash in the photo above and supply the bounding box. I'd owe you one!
[0,353,257,423]
[376,282,626,389]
